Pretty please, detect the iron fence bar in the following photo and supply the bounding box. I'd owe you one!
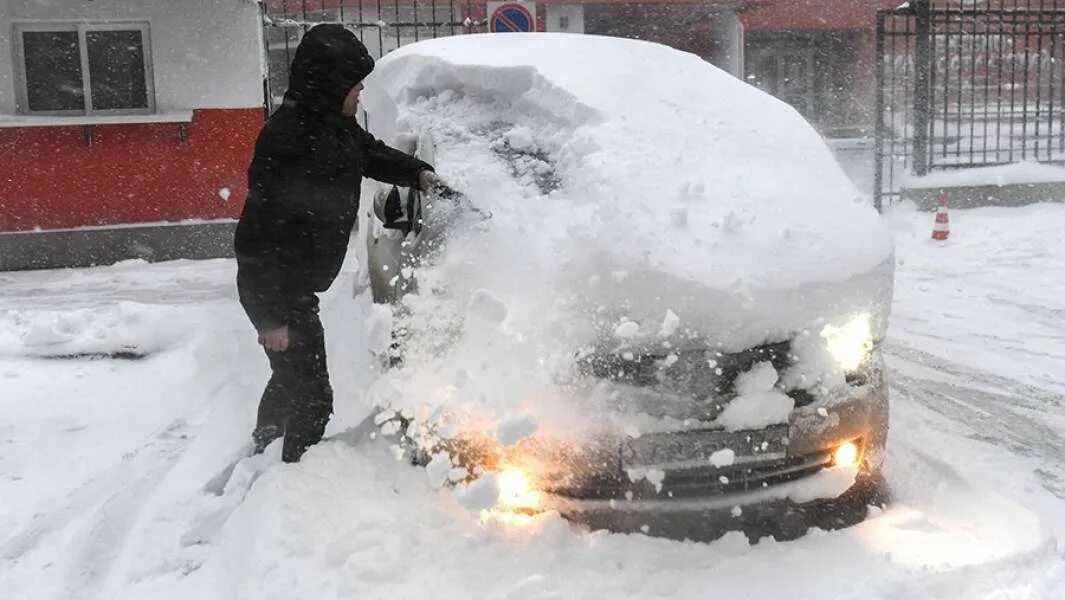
[394,0,401,53]
[955,4,965,162]
[996,5,1007,163]
[1055,7,1063,158]
[901,13,913,189]
[283,0,294,114]
[1020,0,1032,160]
[261,2,272,117]
[358,0,365,44]
[914,0,932,176]
[1049,16,1058,157]
[264,18,474,30]
[888,16,899,200]
[431,0,438,39]
[1005,5,1013,164]
[450,0,456,35]
[874,11,887,211]
[377,0,385,58]
[1056,28,1065,152]
[969,2,977,163]
[1035,0,1046,160]
[984,3,993,163]
[940,4,953,163]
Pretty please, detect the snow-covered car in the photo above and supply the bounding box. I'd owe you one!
[358,34,894,540]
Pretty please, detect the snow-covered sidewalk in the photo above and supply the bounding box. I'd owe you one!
[2,204,1065,599]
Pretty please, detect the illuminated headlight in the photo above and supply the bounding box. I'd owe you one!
[821,313,874,372]
[832,440,861,467]
[497,468,543,513]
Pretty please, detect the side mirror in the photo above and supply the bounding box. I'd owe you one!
[374,186,412,233]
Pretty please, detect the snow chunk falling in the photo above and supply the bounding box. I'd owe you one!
[709,448,736,468]
[426,451,453,489]
[714,362,795,431]
[614,321,640,339]
[658,309,680,337]
[497,415,539,447]
[454,473,500,512]
[364,304,394,354]
[626,467,667,493]
[646,468,666,493]
[467,289,508,324]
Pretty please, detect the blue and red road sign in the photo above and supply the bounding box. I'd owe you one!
[489,2,535,33]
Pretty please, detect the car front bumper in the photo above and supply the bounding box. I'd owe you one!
[538,363,890,539]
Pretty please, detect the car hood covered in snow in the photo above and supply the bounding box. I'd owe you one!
[360,34,894,436]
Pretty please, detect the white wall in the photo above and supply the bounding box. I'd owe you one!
[545,6,585,34]
[0,0,263,115]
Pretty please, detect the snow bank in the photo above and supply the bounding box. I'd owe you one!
[0,302,194,358]
[904,161,1065,189]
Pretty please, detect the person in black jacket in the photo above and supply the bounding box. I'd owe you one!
[234,24,434,463]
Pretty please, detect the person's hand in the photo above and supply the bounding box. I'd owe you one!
[418,169,438,192]
[258,326,290,352]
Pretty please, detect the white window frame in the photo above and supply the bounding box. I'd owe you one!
[13,21,156,116]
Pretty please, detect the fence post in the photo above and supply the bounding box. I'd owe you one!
[912,0,932,176]
[874,11,886,212]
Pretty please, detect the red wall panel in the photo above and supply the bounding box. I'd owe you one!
[0,108,263,232]
[740,0,900,31]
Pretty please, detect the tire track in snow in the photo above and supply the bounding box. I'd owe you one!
[0,419,192,597]
[885,341,1065,499]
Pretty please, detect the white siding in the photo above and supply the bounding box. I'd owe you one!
[0,0,263,115]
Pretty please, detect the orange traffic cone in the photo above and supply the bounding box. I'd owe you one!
[931,192,950,241]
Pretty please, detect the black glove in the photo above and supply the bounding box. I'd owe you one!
[381,186,409,231]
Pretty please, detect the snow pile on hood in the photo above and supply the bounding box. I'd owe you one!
[360,34,893,449]
[0,302,193,358]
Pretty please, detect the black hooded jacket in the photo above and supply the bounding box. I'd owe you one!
[234,24,432,332]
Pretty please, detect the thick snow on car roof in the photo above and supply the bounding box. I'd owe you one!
[364,33,893,292]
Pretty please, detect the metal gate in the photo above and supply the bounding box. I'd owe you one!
[875,0,1065,209]
[261,0,485,113]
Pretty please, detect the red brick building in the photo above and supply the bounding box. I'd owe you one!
[1,0,895,270]
[530,0,898,136]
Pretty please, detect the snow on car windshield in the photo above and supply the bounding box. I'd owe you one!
[360,34,894,457]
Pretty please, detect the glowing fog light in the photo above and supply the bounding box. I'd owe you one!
[497,468,543,513]
[821,313,874,372]
[833,441,860,468]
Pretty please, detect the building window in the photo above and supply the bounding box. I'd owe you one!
[14,22,154,116]
[558,15,571,30]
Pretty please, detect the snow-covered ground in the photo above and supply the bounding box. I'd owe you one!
[2,202,1064,599]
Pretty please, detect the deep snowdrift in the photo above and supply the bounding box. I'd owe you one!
[3,212,1065,599]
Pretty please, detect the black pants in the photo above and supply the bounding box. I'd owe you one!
[252,298,333,463]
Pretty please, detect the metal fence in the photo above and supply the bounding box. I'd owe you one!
[875,0,1065,209]
[261,0,484,112]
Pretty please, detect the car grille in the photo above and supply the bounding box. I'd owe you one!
[548,450,832,500]
[576,340,816,419]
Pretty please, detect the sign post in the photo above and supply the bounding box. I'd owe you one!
[487,1,538,33]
